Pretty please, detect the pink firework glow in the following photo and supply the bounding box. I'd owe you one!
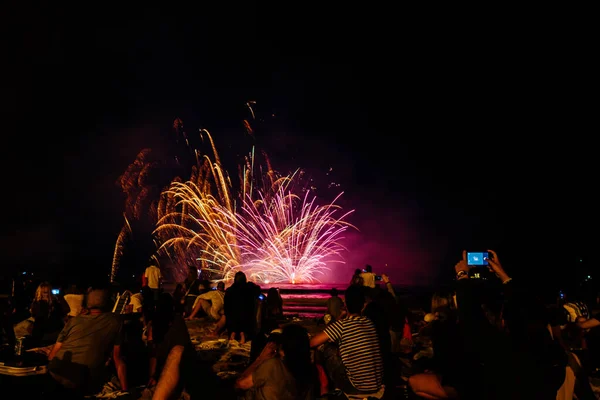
[154,131,355,284]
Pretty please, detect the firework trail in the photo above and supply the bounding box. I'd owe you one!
[154,131,355,283]
[113,105,353,284]
[110,214,132,283]
[110,149,161,281]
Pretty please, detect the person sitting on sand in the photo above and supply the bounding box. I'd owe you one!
[185,281,225,321]
[310,284,385,398]
[235,323,318,399]
[45,286,128,397]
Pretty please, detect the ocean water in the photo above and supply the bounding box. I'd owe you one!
[164,281,435,318]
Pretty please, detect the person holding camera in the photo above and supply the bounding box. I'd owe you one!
[360,264,377,289]
[444,250,567,399]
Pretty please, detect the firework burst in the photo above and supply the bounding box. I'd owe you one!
[154,131,355,284]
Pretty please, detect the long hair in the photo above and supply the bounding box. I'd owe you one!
[266,287,283,315]
[431,290,455,313]
[33,282,54,303]
[280,324,314,396]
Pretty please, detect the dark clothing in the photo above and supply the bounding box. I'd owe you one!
[184,278,201,296]
[246,357,315,400]
[454,279,567,400]
[30,300,64,346]
[48,312,123,395]
[151,315,197,396]
[428,308,475,394]
[363,300,393,387]
[321,342,380,396]
[224,282,255,338]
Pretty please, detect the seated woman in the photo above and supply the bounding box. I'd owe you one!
[235,323,317,399]
[29,281,64,346]
[408,290,464,399]
[262,287,284,330]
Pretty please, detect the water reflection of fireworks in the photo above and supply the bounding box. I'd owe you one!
[154,130,355,284]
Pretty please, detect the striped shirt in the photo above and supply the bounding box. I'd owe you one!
[324,315,383,392]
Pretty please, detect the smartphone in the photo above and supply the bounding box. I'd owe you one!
[467,252,489,266]
[375,275,382,281]
[258,293,265,301]
[51,289,60,295]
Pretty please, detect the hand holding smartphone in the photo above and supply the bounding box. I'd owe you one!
[467,252,489,266]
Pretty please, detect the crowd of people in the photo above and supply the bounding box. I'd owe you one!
[0,251,599,399]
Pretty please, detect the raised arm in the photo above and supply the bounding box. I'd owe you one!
[381,274,396,299]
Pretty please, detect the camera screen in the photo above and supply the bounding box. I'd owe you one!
[51,289,60,295]
[467,252,489,266]
[375,275,382,281]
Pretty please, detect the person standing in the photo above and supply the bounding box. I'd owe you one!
[360,265,377,289]
[143,261,162,302]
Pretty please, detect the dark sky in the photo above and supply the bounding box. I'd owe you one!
[1,5,596,289]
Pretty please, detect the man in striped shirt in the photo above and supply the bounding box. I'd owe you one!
[310,285,384,396]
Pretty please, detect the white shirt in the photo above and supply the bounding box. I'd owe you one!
[194,290,225,320]
[130,293,143,313]
[63,294,84,317]
[144,265,162,289]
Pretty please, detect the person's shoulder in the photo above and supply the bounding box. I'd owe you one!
[259,356,283,372]
[100,311,121,321]
[352,314,375,326]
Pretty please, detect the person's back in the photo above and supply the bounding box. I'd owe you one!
[50,313,122,387]
[350,269,364,286]
[237,324,316,400]
[48,288,125,395]
[224,272,255,342]
[360,265,376,289]
[30,282,63,345]
[144,265,162,290]
[325,315,384,392]
[150,293,198,398]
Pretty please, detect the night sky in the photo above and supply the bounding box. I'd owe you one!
[2,6,595,291]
